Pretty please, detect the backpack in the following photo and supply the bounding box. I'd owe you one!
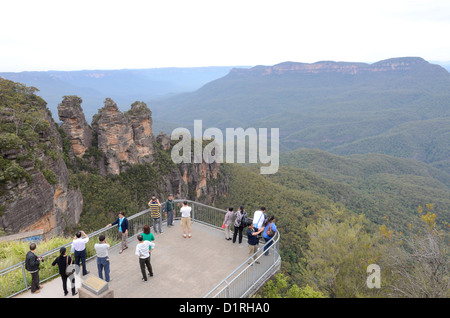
[241,211,249,227]
[267,223,276,237]
[235,211,243,227]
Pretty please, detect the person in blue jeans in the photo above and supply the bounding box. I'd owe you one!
[94,234,111,282]
[262,215,277,256]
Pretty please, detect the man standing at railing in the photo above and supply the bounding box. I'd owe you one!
[148,196,163,234]
[180,201,192,238]
[165,194,175,227]
[25,243,44,294]
[71,231,90,276]
[105,211,129,254]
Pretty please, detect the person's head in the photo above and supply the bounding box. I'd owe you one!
[168,194,173,199]
[248,222,254,230]
[76,231,82,238]
[239,205,244,211]
[29,243,37,252]
[183,201,188,206]
[60,247,66,256]
[137,234,143,242]
[143,225,151,234]
[261,207,266,212]
[118,211,125,218]
[228,207,233,212]
[151,196,157,202]
[265,215,275,226]
[99,234,105,242]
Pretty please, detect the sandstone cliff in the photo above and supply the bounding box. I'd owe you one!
[0,79,82,236]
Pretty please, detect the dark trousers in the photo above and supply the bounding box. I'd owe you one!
[167,210,174,226]
[139,256,153,281]
[233,226,244,244]
[74,249,88,275]
[264,237,273,255]
[30,270,40,292]
[61,273,76,295]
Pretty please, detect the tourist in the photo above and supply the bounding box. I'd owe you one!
[252,207,267,233]
[51,247,77,296]
[148,196,163,234]
[262,215,277,256]
[135,234,154,282]
[223,207,234,240]
[165,194,175,227]
[180,201,192,238]
[232,206,247,244]
[94,234,111,282]
[247,222,263,265]
[71,230,89,276]
[105,211,129,254]
[25,242,44,294]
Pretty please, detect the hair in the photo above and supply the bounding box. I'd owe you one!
[29,243,36,251]
[261,207,266,212]
[76,231,82,238]
[169,193,173,197]
[99,234,105,242]
[239,205,245,211]
[151,196,156,200]
[228,207,234,212]
[60,247,66,256]
[137,234,144,241]
[119,211,125,216]
[143,225,151,234]
[183,201,188,205]
[264,215,275,227]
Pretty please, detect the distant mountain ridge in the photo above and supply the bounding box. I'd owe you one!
[150,57,450,173]
[229,57,445,76]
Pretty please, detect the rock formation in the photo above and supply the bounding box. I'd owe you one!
[91,98,155,175]
[57,95,93,159]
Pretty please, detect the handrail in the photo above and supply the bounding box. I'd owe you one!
[0,199,280,298]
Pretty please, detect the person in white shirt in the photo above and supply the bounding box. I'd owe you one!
[180,201,192,238]
[71,230,89,276]
[135,234,154,282]
[94,234,110,282]
[252,207,267,232]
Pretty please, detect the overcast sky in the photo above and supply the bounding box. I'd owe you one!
[1,0,450,72]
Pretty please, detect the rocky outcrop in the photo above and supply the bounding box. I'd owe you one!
[91,98,155,175]
[58,95,93,158]
[0,81,82,236]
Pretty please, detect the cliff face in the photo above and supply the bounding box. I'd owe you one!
[0,79,82,236]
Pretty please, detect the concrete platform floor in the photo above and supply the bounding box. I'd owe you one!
[14,220,252,298]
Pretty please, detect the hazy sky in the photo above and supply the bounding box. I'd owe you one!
[1,0,450,72]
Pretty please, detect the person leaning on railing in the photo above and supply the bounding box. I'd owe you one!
[105,211,129,254]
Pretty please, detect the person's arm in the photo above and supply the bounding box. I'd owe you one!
[106,218,118,228]
[52,257,58,266]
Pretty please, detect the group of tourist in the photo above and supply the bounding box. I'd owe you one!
[24,196,276,296]
[223,206,277,264]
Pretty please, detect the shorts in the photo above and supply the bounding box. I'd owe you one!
[181,217,191,230]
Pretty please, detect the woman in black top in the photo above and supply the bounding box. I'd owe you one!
[52,247,78,296]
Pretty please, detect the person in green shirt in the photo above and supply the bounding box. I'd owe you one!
[165,194,175,227]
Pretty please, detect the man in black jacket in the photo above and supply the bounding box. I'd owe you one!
[25,243,44,294]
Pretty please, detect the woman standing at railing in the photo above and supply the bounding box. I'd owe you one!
[262,216,277,256]
[51,247,78,296]
[223,207,234,241]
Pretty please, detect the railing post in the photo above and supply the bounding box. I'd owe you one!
[21,264,28,290]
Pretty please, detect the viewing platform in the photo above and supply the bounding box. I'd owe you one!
[2,200,281,298]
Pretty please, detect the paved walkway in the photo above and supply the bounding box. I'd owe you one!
[14,220,251,298]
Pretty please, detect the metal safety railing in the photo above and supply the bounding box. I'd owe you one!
[0,199,281,298]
